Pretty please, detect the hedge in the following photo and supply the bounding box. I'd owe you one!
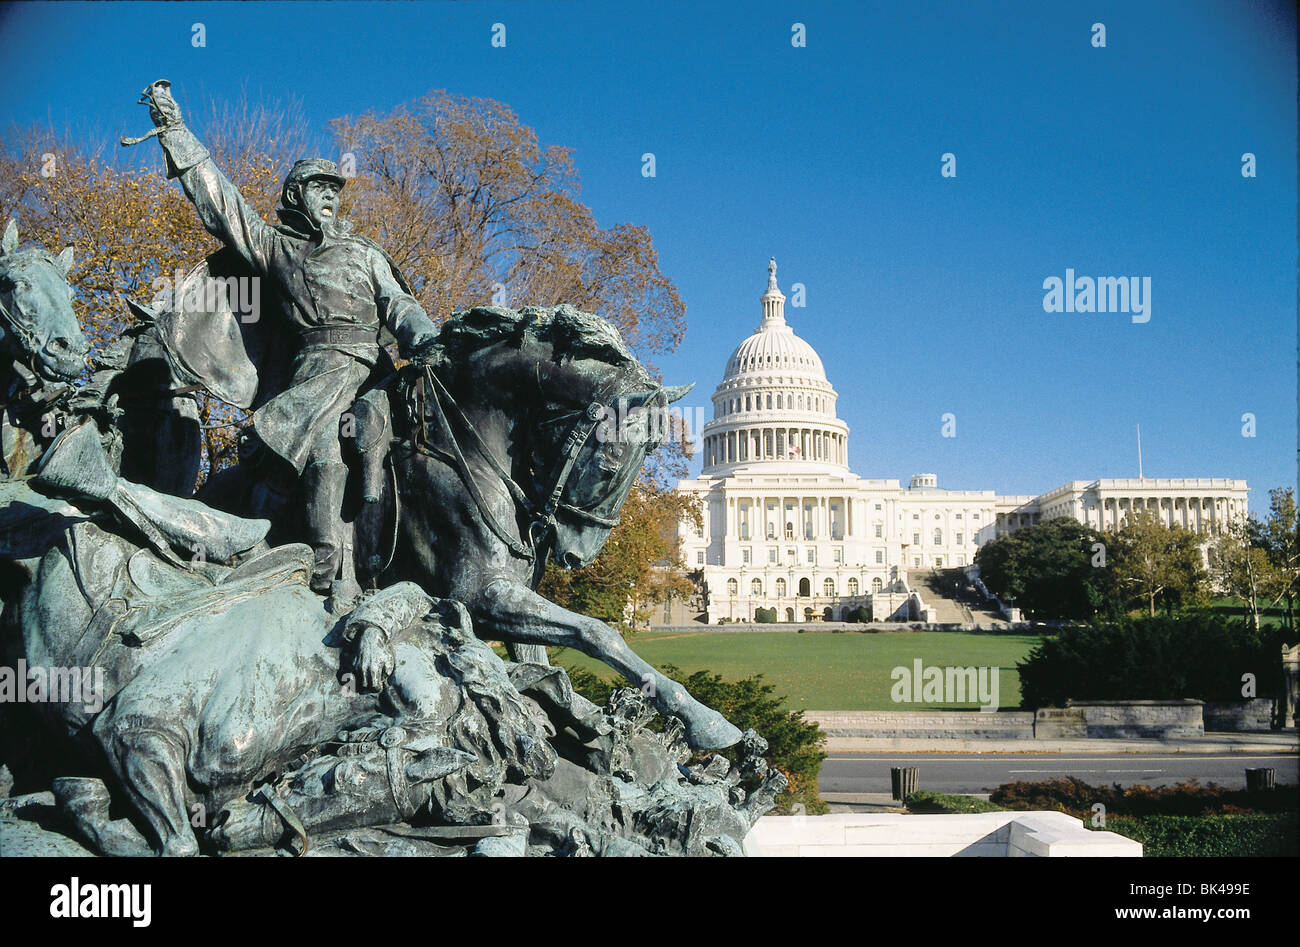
[1018,614,1288,707]
[905,791,1006,814]
[1095,814,1298,857]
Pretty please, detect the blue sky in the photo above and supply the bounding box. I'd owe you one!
[2,1,1295,511]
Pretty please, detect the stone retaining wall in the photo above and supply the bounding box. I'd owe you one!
[807,710,1034,739]
[644,621,1037,634]
[1066,699,1204,738]
[808,703,1213,739]
[1203,699,1275,732]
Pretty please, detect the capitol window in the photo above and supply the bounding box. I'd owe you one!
[875,550,883,563]
[872,577,883,593]
[912,513,920,520]
[833,548,843,564]
[913,532,921,545]
[806,548,816,564]
[956,532,963,545]
[848,577,859,596]
[823,578,835,596]
[934,529,942,544]
[742,547,751,564]
[696,551,704,565]
[776,578,787,596]
[751,578,762,596]
[768,548,778,563]
[727,578,738,596]
[875,523,883,538]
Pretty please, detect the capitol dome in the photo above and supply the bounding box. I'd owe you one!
[700,259,850,475]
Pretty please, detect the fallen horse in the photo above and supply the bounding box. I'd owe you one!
[1,475,783,856]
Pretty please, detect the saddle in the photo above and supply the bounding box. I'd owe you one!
[81,539,316,651]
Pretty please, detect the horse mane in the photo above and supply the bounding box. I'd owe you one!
[427,304,652,384]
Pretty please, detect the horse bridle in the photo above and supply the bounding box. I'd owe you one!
[0,256,82,383]
[0,270,48,362]
[410,363,642,569]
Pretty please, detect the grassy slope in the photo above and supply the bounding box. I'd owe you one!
[551,630,1042,711]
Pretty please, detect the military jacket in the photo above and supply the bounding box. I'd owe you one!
[158,125,438,470]
[159,124,436,349]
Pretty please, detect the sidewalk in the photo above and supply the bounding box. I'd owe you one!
[824,731,1300,755]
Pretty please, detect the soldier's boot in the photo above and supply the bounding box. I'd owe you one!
[302,461,353,598]
[51,777,153,857]
[34,419,270,564]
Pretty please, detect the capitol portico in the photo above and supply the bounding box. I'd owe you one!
[671,260,1249,625]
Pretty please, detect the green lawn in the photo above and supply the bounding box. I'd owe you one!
[1209,596,1289,629]
[551,630,1043,711]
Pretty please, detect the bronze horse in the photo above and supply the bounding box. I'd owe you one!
[0,305,742,856]
[0,219,90,478]
[377,305,740,750]
[204,304,740,750]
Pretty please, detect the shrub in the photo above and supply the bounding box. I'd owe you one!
[989,776,1298,818]
[754,607,777,623]
[1097,814,1298,857]
[1017,614,1285,707]
[905,791,1006,814]
[563,662,828,815]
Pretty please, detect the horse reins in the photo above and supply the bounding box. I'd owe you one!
[410,363,636,571]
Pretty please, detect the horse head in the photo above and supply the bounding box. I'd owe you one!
[539,380,693,569]
[412,304,693,573]
[0,218,90,385]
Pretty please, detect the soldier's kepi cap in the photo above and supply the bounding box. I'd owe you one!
[281,158,347,205]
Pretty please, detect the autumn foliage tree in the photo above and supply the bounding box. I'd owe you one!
[330,90,685,354]
[3,88,695,620]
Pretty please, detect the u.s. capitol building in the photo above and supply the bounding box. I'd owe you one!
[672,260,1249,624]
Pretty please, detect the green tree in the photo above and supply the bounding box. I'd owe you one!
[973,517,1109,619]
[1209,519,1277,630]
[1108,512,1208,616]
[1253,487,1300,632]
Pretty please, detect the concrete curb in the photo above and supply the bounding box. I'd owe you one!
[823,733,1300,754]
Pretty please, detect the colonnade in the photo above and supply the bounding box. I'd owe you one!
[703,426,846,468]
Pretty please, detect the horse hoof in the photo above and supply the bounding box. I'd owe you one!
[683,713,743,751]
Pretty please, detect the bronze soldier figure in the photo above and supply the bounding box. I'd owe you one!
[140,80,438,601]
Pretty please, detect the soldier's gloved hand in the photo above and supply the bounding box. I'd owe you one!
[406,338,440,370]
[353,625,396,692]
[142,80,183,128]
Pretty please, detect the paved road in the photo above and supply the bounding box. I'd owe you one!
[820,752,1299,794]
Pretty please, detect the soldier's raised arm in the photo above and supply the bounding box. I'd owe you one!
[138,80,279,274]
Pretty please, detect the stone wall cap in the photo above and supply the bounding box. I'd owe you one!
[1065,699,1204,707]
